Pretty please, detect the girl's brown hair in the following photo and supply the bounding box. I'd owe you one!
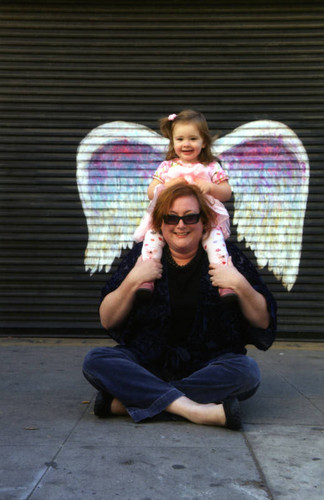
[151,183,215,235]
[159,109,215,165]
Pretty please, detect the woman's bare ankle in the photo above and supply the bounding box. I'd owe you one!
[166,397,226,426]
[110,398,128,416]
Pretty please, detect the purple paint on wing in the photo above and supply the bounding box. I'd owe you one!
[88,140,162,190]
[224,139,302,186]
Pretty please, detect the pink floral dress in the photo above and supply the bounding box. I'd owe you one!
[133,159,230,242]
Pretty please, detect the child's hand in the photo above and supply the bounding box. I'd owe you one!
[195,179,212,195]
[165,177,187,188]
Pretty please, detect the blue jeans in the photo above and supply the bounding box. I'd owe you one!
[83,346,261,423]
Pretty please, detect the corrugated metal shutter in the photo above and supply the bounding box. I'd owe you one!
[0,1,323,339]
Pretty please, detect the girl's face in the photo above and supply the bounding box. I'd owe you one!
[172,122,205,163]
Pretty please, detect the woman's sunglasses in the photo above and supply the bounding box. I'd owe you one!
[163,213,201,225]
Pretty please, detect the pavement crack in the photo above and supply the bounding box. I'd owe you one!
[25,400,91,499]
[243,428,275,500]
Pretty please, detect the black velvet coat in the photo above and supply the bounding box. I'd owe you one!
[100,242,277,380]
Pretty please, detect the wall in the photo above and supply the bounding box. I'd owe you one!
[0,0,323,339]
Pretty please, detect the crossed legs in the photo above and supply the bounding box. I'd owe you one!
[109,396,227,426]
[83,346,260,426]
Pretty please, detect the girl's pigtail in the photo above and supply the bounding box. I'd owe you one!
[159,116,173,139]
[159,116,176,160]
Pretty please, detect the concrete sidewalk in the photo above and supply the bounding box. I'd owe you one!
[0,338,323,500]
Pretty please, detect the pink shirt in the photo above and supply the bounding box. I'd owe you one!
[153,159,228,185]
[133,158,230,242]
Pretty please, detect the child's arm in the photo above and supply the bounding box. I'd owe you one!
[147,177,187,200]
[147,179,162,200]
[195,179,232,202]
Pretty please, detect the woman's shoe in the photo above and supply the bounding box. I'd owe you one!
[223,398,242,430]
[93,391,114,418]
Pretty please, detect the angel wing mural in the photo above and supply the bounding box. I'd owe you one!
[77,120,309,291]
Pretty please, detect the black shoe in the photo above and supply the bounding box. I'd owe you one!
[93,391,113,418]
[223,398,242,430]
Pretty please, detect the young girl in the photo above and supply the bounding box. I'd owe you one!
[133,109,236,301]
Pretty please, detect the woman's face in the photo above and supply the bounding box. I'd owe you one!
[161,195,204,256]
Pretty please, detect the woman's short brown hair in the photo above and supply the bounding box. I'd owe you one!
[151,184,216,234]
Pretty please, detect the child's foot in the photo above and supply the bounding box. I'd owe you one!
[136,281,154,301]
[219,287,238,304]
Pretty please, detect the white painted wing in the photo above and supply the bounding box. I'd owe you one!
[213,120,309,290]
[77,121,167,274]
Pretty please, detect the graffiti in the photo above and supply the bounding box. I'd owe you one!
[77,120,309,291]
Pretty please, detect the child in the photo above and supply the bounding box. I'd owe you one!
[133,109,235,301]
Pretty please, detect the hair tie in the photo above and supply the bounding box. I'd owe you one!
[168,114,177,121]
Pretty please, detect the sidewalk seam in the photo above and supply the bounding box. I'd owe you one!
[242,429,275,500]
[25,396,95,499]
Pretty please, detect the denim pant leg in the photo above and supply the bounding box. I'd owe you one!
[82,345,183,423]
[172,353,261,403]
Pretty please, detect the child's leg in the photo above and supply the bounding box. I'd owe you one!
[142,229,165,261]
[137,230,165,298]
[203,227,237,301]
[203,227,228,266]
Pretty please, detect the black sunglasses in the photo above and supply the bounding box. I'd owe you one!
[163,213,201,225]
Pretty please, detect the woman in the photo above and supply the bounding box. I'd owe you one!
[83,184,276,430]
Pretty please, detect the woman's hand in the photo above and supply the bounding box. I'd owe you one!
[208,257,240,289]
[129,256,163,285]
[99,256,162,330]
[209,257,270,329]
